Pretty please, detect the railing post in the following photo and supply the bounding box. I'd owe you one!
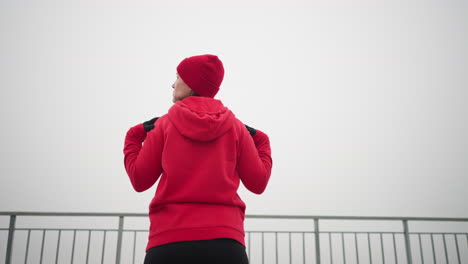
[314,218,321,264]
[116,216,124,264]
[5,215,16,264]
[403,220,413,264]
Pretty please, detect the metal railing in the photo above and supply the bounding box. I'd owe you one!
[1,212,468,263]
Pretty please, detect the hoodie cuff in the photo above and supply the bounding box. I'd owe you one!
[252,129,269,147]
[128,123,148,143]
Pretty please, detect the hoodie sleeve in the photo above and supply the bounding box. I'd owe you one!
[237,128,273,194]
[123,122,164,192]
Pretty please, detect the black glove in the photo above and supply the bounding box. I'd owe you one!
[143,117,159,132]
[245,124,257,136]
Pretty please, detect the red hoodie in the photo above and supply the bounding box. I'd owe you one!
[123,96,272,251]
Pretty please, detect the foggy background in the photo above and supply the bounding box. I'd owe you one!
[1,0,467,219]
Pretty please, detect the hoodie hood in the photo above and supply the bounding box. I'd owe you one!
[168,96,235,142]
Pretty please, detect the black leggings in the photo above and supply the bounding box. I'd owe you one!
[144,238,249,264]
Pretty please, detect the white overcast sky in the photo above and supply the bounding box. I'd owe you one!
[0,0,467,218]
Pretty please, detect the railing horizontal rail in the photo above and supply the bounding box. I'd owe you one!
[0,228,149,232]
[2,211,468,221]
[247,214,468,222]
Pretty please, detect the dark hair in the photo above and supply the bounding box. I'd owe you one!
[191,91,200,97]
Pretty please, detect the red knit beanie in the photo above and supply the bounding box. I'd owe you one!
[176,54,224,98]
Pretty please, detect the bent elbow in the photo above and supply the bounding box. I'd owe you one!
[131,177,153,193]
[244,173,270,195]
[129,172,151,193]
[249,184,267,195]
[133,184,147,193]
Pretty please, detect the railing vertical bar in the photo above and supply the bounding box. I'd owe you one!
[418,234,423,264]
[302,232,306,264]
[443,234,449,264]
[262,232,265,264]
[5,215,16,264]
[342,233,346,264]
[55,230,62,264]
[248,232,251,260]
[132,231,137,264]
[39,230,45,264]
[367,233,372,264]
[314,219,321,264]
[116,216,124,264]
[101,231,107,264]
[329,233,333,264]
[355,233,359,264]
[454,234,461,264]
[71,230,77,264]
[275,232,278,264]
[24,230,31,264]
[380,233,385,264]
[402,220,413,264]
[430,234,436,264]
[86,230,91,264]
[289,232,292,264]
[392,233,398,264]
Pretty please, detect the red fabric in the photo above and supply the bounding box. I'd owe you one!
[176,54,224,98]
[123,96,272,251]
